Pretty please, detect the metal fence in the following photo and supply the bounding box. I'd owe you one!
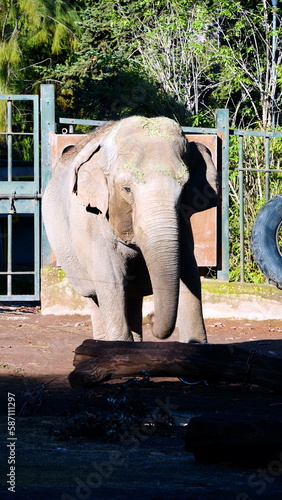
[1,84,282,305]
[0,94,41,301]
[57,108,282,285]
[230,129,282,282]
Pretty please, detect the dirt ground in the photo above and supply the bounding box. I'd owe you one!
[1,306,282,500]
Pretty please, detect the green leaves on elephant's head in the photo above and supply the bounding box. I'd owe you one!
[138,116,182,138]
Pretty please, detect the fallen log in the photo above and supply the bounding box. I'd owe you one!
[69,340,282,391]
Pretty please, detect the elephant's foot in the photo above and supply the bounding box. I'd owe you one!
[178,328,207,344]
[178,321,207,343]
[92,330,107,340]
[107,329,134,341]
[132,331,142,342]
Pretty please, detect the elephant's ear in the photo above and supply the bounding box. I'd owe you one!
[72,139,108,215]
[181,141,218,217]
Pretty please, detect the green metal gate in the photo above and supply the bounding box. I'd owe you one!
[0,94,40,301]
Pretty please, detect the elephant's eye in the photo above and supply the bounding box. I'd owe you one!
[122,186,131,193]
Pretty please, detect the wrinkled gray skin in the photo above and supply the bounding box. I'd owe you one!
[42,116,218,342]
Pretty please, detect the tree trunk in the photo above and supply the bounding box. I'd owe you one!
[69,340,282,391]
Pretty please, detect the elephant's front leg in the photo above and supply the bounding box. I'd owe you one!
[96,280,133,341]
[86,297,106,340]
[177,220,207,343]
[90,252,133,340]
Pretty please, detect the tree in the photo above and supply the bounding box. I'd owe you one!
[119,0,282,128]
[117,0,221,122]
[49,0,220,124]
[49,0,183,121]
[0,0,81,95]
[50,0,281,129]
[210,0,282,129]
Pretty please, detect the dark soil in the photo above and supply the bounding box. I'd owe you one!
[1,306,282,500]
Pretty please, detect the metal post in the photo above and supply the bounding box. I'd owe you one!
[265,137,270,201]
[7,100,12,182]
[7,213,12,295]
[6,99,13,295]
[238,135,244,282]
[271,0,278,128]
[33,96,40,191]
[34,197,41,299]
[40,84,55,191]
[40,84,55,267]
[216,109,230,281]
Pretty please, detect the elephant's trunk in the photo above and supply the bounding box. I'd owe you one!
[135,201,180,339]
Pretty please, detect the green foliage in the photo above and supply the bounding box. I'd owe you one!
[0,0,81,129]
[0,98,35,161]
[229,134,282,283]
[0,0,80,92]
[1,0,281,127]
[47,0,282,129]
[47,1,183,121]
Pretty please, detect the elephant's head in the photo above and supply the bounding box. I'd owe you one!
[71,116,218,339]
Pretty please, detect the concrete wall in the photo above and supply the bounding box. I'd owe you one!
[41,267,282,321]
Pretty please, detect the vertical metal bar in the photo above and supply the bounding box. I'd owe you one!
[40,84,55,191]
[265,137,270,202]
[271,0,278,127]
[33,96,40,190]
[7,100,12,182]
[32,95,40,298]
[40,84,55,268]
[34,200,40,299]
[7,99,13,295]
[216,109,230,281]
[238,136,244,282]
[7,214,12,295]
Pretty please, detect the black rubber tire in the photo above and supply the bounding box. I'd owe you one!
[251,193,282,288]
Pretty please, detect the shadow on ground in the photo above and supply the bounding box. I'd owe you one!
[1,310,282,499]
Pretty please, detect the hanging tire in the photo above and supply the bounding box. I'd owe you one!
[251,193,282,288]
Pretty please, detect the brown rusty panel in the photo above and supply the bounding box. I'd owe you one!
[186,135,217,267]
[50,132,84,167]
[190,208,217,266]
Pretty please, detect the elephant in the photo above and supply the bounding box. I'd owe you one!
[42,116,218,343]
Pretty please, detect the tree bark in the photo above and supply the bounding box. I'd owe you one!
[69,340,282,391]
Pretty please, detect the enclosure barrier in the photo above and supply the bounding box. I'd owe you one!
[1,84,282,302]
[231,129,282,282]
[0,94,40,301]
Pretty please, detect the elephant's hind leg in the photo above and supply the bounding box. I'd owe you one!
[177,279,207,343]
[86,297,106,340]
[126,296,143,342]
[178,220,207,343]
